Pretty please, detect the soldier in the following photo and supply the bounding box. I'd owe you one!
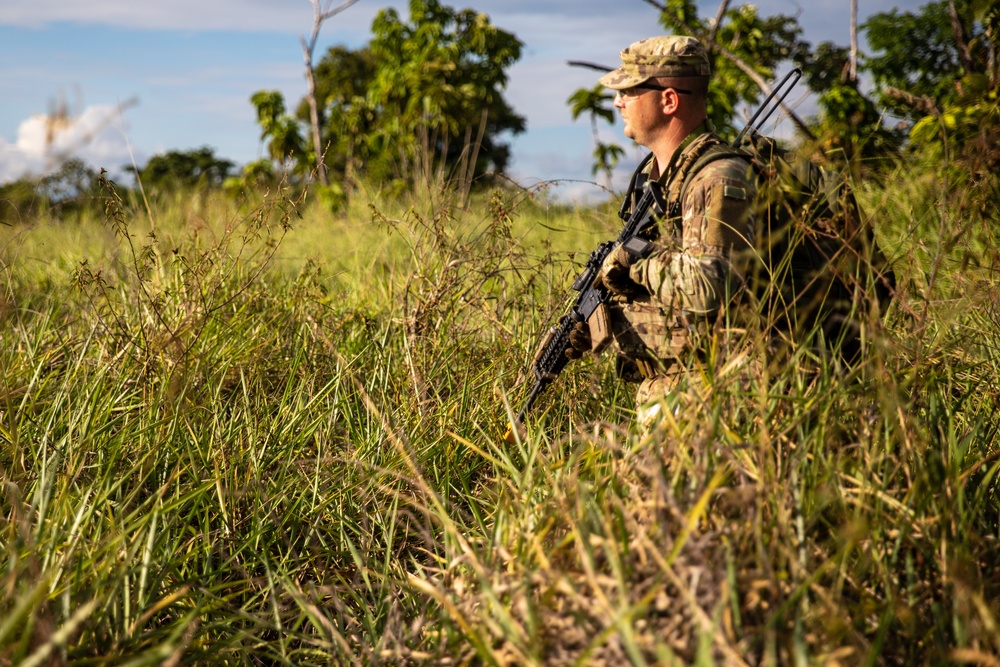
[566,35,756,430]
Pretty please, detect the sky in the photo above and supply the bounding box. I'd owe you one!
[1,0,926,202]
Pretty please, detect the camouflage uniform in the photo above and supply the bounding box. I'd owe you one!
[598,37,756,430]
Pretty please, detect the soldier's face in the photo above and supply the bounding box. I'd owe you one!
[614,87,663,146]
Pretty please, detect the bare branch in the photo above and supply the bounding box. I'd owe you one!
[948,0,974,72]
[662,12,817,140]
[708,0,731,45]
[884,87,941,116]
[567,60,614,72]
[318,0,363,23]
[850,0,858,82]
[299,0,364,187]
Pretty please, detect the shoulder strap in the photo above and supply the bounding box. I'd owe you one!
[618,152,655,221]
[675,143,751,205]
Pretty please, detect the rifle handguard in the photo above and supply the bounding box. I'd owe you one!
[507,180,666,432]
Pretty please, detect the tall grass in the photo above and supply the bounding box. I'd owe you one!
[1,162,998,665]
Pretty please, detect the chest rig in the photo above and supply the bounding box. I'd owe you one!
[617,132,728,245]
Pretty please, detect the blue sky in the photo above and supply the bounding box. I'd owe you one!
[1,0,925,202]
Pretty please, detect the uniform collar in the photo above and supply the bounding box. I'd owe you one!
[649,120,712,185]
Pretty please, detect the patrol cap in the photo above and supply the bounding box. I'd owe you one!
[598,36,711,89]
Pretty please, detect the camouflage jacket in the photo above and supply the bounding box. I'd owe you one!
[609,128,755,375]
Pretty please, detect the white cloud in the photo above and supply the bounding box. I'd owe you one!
[0,103,141,183]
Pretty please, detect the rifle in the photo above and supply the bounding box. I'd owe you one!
[503,180,665,442]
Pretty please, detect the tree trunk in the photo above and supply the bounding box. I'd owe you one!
[461,108,489,208]
[948,0,974,72]
[850,0,858,82]
[302,44,329,187]
[300,0,364,189]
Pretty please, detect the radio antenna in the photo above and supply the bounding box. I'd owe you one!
[732,67,802,147]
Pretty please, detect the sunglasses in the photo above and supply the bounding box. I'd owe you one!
[617,83,693,98]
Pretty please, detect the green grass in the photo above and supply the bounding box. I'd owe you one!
[1,166,999,665]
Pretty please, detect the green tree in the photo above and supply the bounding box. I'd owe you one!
[363,0,525,194]
[251,0,526,200]
[295,45,376,187]
[0,159,105,223]
[38,159,102,212]
[130,147,234,192]
[567,84,623,189]
[251,90,308,172]
[865,0,978,120]
[864,0,999,173]
[796,41,902,173]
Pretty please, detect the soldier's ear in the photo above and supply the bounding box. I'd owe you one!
[660,89,683,114]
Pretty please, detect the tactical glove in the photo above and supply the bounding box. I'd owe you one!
[600,244,644,296]
[564,320,592,360]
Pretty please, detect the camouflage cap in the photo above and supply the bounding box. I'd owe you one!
[598,36,710,89]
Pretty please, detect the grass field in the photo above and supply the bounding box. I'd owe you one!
[1,162,999,665]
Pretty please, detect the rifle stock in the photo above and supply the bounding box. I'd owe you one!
[504,181,665,442]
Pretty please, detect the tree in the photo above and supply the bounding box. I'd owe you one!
[864,0,999,170]
[865,1,973,119]
[567,84,624,189]
[130,147,234,192]
[251,90,308,172]
[38,159,101,208]
[249,0,525,201]
[300,0,364,187]
[363,0,525,195]
[0,159,103,223]
[794,41,902,173]
[294,45,376,188]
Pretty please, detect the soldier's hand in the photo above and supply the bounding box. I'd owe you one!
[564,320,591,360]
[600,244,643,296]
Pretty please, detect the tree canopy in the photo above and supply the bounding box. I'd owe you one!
[569,0,999,179]
[249,0,525,200]
[129,147,235,192]
[865,0,999,173]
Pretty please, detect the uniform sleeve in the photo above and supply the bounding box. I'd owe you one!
[629,159,755,316]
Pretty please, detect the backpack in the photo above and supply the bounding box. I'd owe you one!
[676,132,896,361]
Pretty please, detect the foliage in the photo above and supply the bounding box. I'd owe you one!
[2,145,1000,663]
[808,81,902,175]
[251,90,309,174]
[864,0,1000,183]
[0,159,103,224]
[567,85,624,188]
[295,44,376,183]
[863,0,997,120]
[249,0,525,199]
[910,85,1000,158]
[0,177,44,226]
[127,146,235,193]
[363,0,526,188]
